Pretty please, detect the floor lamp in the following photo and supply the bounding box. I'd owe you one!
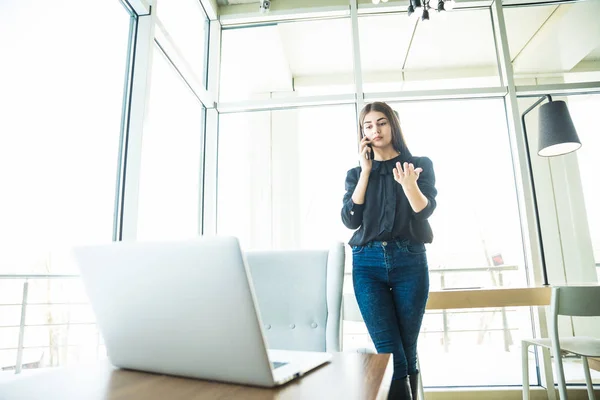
[521,95,582,286]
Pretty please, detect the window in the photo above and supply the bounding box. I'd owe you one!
[568,94,600,278]
[137,45,205,240]
[156,0,210,87]
[217,94,538,386]
[217,97,536,386]
[217,105,357,249]
[0,0,131,369]
[504,0,600,85]
[220,19,355,102]
[359,9,501,92]
[343,98,533,387]
[393,99,525,281]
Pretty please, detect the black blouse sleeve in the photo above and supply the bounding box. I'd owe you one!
[412,157,437,220]
[341,168,364,229]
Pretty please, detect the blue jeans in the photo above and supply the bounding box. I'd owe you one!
[352,239,429,380]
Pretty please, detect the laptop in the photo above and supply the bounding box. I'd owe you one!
[72,236,332,387]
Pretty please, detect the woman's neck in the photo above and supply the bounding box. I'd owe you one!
[373,145,400,161]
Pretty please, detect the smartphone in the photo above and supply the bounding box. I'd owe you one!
[361,130,372,160]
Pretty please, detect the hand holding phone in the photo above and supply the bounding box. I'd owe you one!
[359,136,373,172]
[366,143,373,160]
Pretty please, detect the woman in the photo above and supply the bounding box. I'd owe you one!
[341,102,437,400]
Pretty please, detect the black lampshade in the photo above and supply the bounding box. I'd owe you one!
[538,100,582,157]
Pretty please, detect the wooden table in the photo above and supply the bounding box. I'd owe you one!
[426,286,552,309]
[0,353,393,400]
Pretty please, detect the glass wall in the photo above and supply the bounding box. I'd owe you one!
[359,9,501,92]
[0,0,132,370]
[393,99,525,281]
[137,45,205,240]
[217,105,357,250]
[156,0,210,87]
[568,94,600,275]
[220,19,355,101]
[560,94,600,385]
[4,0,599,391]
[217,96,538,386]
[343,98,532,386]
[504,1,600,85]
[215,0,600,390]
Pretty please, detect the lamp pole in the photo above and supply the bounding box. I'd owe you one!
[521,95,552,287]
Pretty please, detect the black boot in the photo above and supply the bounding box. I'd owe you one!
[388,376,412,400]
[409,372,419,400]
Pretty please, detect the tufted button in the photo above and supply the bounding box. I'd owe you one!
[289,324,296,329]
[265,324,271,330]
[382,241,388,246]
[311,322,318,329]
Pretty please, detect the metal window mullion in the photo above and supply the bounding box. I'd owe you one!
[202,19,222,236]
[123,0,151,16]
[217,94,357,114]
[516,81,600,97]
[491,1,556,398]
[216,87,512,113]
[364,87,508,102]
[203,110,219,235]
[119,8,157,241]
[219,6,350,27]
[153,20,214,107]
[207,19,221,108]
[350,0,364,115]
[114,12,139,242]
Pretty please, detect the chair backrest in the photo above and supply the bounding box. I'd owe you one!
[551,285,600,318]
[245,243,345,352]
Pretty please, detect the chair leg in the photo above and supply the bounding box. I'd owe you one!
[581,356,595,400]
[552,345,568,400]
[542,347,557,400]
[522,341,530,400]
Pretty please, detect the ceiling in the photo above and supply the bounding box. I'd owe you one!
[587,46,600,61]
[219,0,600,97]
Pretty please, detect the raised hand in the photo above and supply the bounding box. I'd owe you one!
[393,162,423,188]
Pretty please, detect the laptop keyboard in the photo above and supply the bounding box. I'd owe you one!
[271,361,288,369]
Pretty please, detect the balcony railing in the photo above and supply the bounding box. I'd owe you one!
[2,265,596,376]
[343,265,522,352]
[0,274,102,375]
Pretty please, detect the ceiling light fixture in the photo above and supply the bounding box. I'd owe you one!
[374,0,455,20]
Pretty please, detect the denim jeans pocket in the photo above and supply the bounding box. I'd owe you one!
[395,241,426,255]
[406,242,426,255]
[351,245,365,254]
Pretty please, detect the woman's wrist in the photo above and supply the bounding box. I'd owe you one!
[401,182,419,192]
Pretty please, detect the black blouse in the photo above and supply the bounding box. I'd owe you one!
[341,154,437,247]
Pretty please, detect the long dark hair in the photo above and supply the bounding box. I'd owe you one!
[358,102,412,158]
